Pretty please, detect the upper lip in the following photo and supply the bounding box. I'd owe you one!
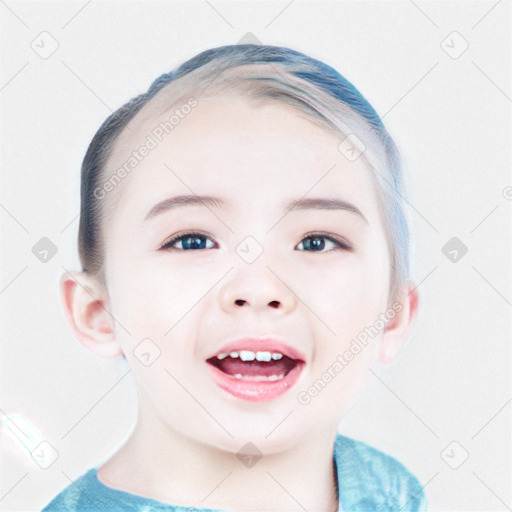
[207,336,307,362]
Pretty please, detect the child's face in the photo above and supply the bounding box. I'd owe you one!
[101,93,397,451]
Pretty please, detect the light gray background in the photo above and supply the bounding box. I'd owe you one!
[1,1,511,511]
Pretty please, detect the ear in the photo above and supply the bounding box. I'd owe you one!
[59,270,124,359]
[377,281,419,364]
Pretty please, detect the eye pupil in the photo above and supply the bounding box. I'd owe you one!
[183,236,206,250]
[305,236,325,251]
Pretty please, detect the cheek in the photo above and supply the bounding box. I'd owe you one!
[300,252,388,335]
[297,329,380,423]
[108,257,204,328]
[108,264,203,396]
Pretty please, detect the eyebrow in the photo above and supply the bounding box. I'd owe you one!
[144,195,368,223]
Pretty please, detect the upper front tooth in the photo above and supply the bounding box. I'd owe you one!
[239,350,256,361]
[256,351,272,362]
[271,353,283,360]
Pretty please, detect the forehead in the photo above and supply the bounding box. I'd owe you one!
[104,92,381,225]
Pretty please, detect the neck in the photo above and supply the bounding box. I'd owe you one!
[97,392,340,512]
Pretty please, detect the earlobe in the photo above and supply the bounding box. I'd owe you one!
[377,281,419,365]
[59,270,124,359]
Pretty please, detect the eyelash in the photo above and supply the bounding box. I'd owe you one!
[160,231,352,252]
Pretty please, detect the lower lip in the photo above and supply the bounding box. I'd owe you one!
[206,362,305,402]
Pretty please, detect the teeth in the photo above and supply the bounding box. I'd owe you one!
[239,350,256,361]
[256,351,272,362]
[233,373,285,381]
[216,350,285,361]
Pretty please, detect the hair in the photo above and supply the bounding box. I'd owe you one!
[78,44,410,302]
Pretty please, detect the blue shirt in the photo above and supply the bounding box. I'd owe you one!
[42,434,427,511]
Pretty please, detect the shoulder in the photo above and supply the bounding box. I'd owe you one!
[334,434,427,512]
[41,467,153,512]
[40,467,218,512]
[41,468,99,511]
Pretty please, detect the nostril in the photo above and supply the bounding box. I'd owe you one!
[269,301,280,308]
[235,299,246,306]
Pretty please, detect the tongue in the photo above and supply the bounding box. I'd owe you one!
[215,357,296,377]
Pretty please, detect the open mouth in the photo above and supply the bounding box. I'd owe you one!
[205,344,306,402]
[206,350,301,381]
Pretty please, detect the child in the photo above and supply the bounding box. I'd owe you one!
[43,44,425,511]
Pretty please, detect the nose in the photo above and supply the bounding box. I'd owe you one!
[218,263,298,315]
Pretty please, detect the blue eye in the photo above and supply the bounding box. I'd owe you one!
[160,232,215,251]
[160,231,352,252]
[296,233,352,252]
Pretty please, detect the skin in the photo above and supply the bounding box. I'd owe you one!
[61,92,419,512]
